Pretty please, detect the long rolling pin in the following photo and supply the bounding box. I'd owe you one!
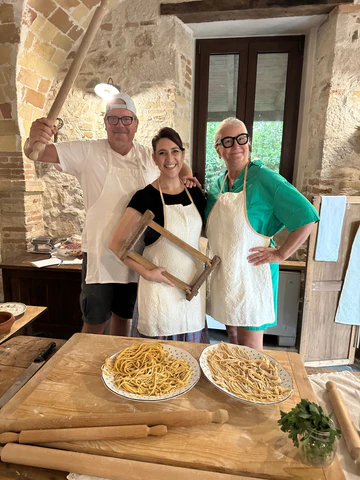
[0,424,166,445]
[28,0,108,161]
[0,443,251,480]
[326,381,360,461]
[0,409,228,433]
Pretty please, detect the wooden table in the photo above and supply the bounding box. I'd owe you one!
[0,253,83,338]
[0,306,47,345]
[0,333,345,479]
[0,336,68,479]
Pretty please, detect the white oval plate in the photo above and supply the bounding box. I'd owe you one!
[0,302,27,318]
[102,344,200,402]
[199,343,293,406]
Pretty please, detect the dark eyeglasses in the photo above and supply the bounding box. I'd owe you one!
[105,115,136,126]
[217,133,249,148]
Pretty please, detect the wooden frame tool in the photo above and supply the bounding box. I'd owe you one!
[118,210,220,301]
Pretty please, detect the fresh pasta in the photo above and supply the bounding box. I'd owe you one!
[102,343,192,396]
[207,342,292,403]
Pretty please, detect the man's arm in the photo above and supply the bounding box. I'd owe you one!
[24,118,60,163]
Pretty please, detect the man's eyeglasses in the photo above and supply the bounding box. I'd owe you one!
[105,115,136,126]
[217,133,249,148]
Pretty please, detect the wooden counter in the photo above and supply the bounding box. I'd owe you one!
[0,336,67,479]
[0,306,47,345]
[0,253,306,340]
[0,333,345,479]
[0,253,82,339]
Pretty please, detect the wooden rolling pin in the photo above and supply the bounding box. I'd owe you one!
[0,424,166,445]
[326,381,360,461]
[28,0,108,160]
[0,443,252,480]
[0,408,228,433]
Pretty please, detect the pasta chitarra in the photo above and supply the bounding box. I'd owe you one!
[207,343,292,403]
[102,343,192,396]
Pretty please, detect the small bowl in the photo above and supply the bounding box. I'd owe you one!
[0,311,15,334]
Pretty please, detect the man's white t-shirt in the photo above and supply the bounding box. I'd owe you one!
[55,139,159,251]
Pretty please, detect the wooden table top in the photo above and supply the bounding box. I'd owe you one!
[0,333,345,480]
[0,253,82,272]
[0,253,305,272]
[0,306,47,345]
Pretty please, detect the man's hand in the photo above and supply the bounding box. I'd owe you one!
[247,247,285,266]
[24,118,60,163]
[28,118,57,148]
[144,267,175,286]
[181,176,202,189]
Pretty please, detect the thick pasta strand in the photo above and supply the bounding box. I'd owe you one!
[102,343,192,396]
[207,343,291,403]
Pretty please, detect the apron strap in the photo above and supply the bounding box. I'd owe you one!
[107,142,113,168]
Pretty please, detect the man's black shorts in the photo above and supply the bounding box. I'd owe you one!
[80,253,138,325]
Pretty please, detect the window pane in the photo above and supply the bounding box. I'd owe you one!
[251,53,288,172]
[205,54,239,190]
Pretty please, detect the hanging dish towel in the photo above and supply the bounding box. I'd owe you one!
[335,226,360,326]
[315,196,346,262]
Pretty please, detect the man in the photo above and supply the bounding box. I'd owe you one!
[24,93,193,335]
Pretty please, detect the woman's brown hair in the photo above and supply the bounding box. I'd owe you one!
[152,127,185,153]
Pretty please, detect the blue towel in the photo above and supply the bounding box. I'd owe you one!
[315,196,346,262]
[335,226,360,326]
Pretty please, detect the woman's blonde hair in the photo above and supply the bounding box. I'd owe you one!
[214,117,247,147]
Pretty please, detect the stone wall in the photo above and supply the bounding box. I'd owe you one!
[36,0,194,237]
[302,5,360,197]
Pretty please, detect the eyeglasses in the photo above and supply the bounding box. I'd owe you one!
[105,115,136,126]
[217,133,249,148]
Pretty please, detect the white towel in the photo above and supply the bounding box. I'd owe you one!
[315,196,347,262]
[335,226,360,325]
[309,371,360,480]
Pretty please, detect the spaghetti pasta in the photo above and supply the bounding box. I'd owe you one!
[102,343,193,396]
[207,342,292,403]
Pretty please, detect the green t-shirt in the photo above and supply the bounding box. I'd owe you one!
[205,160,319,236]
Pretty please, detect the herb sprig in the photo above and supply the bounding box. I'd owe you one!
[278,398,341,448]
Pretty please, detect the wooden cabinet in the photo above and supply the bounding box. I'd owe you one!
[0,254,82,339]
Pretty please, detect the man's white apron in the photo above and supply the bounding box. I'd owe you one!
[85,145,156,284]
[206,166,275,327]
[137,184,205,336]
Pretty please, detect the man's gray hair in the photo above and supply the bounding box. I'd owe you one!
[214,117,247,146]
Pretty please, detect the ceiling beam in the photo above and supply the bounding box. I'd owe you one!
[160,1,354,23]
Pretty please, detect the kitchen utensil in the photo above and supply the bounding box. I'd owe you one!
[28,0,109,161]
[102,344,201,402]
[0,312,15,335]
[118,209,220,300]
[0,342,56,408]
[0,443,249,480]
[0,424,167,445]
[0,302,26,318]
[199,343,294,406]
[30,236,66,254]
[0,409,228,433]
[326,381,360,462]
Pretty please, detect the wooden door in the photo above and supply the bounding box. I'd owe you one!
[300,196,360,365]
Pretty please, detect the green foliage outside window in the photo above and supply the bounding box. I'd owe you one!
[204,121,283,191]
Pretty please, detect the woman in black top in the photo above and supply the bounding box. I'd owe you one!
[110,127,208,342]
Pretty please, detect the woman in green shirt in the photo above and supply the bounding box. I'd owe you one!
[205,117,319,350]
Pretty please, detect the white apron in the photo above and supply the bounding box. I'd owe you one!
[137,184,205,336]
[206,166,275,327]
[85,145,155,284]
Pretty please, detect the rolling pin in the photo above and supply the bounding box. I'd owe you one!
[0,443,249,480]
[326,381,360,461]
[28,0,109,160]
[0,424,167,445]
[0,408,228,433]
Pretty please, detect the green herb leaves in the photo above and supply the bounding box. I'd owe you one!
[278,399,341,448]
